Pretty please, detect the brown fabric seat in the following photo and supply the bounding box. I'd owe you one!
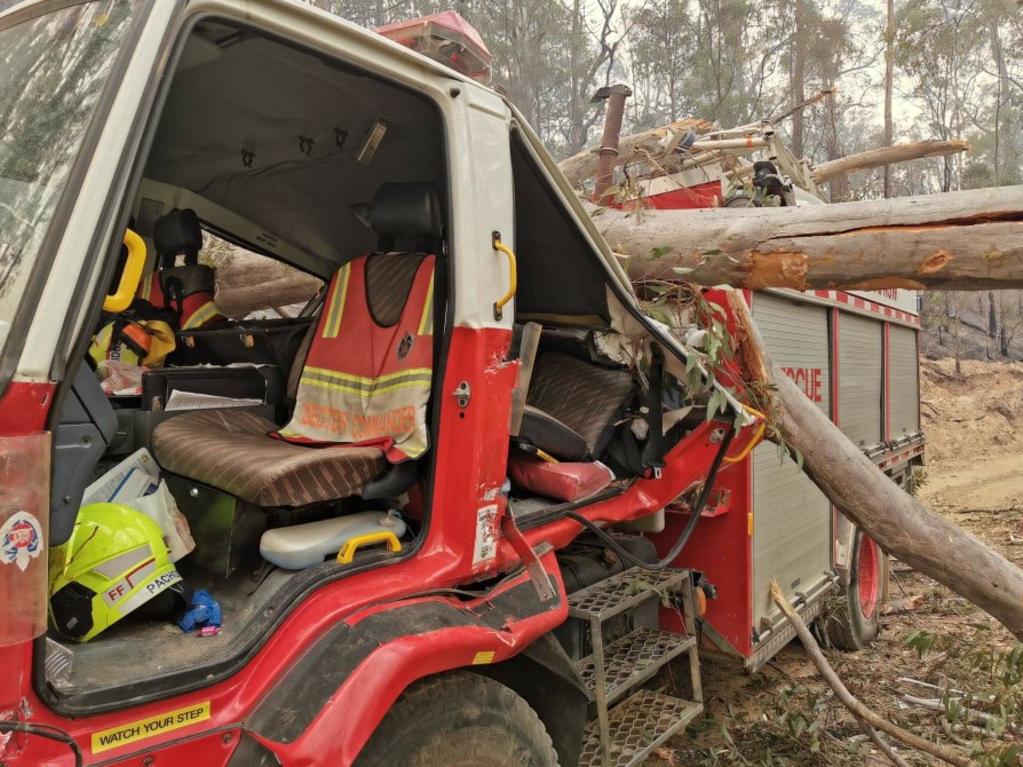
[151,183,443,508]
[521,351,634,460]
[152,409,385,507]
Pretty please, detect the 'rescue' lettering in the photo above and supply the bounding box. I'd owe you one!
[91,701,211,753]
[781,366,823,403]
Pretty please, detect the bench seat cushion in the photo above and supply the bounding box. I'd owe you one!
[153,409,385,507]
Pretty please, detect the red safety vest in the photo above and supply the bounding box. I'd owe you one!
[138,266,222,330]
[278,253,435,462]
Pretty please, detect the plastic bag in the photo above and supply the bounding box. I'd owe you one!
[127,481,195,562]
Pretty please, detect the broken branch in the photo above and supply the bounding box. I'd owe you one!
[770,580,972,767]
[810,140,969,184]
[558,118,715,187]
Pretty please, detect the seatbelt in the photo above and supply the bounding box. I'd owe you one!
[162,275,186,327]
[640,344,665,477]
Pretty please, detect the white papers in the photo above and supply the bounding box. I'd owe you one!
[165,390,262,411]
[83,448,160,506]
[82,449,195,562]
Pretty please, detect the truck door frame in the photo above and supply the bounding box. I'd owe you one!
[33,0,480,718]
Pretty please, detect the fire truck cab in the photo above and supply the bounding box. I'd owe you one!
[0,2,905,766]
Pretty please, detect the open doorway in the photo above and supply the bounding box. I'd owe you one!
[45,17,449,705]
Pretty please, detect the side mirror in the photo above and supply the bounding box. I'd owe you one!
[103,229,147,313]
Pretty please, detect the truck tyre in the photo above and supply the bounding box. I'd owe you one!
[355,671,559,767]
[823,529,884,650]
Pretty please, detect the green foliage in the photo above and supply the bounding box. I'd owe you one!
[900,623,1023,761]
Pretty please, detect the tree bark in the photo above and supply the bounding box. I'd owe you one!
[590,184,1023,290]
[727,294,1023,642]
[790,0,806,159]
[213,251,322,318]
[824,87,850,202]
[883,0,895,198]
[810,140,969,184]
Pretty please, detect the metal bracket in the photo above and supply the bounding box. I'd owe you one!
[501,514,556,602]
[452,381,471,408]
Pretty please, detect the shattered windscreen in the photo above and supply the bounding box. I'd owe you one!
[0,1,137,361]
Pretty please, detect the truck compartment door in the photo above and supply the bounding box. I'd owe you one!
[750,293,832,633]
[838,312,883,450]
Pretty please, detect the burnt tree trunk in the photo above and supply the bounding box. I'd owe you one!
[589,184,1023,290]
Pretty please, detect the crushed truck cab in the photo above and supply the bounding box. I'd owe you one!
[0,2,907,766]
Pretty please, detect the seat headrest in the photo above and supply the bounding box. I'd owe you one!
[368,183,443,242]
[153,209,203,263]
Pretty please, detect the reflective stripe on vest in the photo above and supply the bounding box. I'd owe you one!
[278,253,435,462]
[181,299,221,329]
[138,272,223,329]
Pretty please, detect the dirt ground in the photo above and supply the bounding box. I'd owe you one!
[651,358,1023,766]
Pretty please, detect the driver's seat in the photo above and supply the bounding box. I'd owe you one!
[152,183,442,507]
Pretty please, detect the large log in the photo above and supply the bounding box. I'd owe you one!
[593,185,1023,290]
[810,139,969,183]
[213,251,322,318]
[727,292,1023,641]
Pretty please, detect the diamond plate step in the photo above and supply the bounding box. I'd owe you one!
[580,690,702,767]
[568,567,687,623]
[578,628,695,705]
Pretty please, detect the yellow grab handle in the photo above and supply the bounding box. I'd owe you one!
[103,229,147,313]
[492,231,517,321]
[723,405,767,464]
[336,530,403,564]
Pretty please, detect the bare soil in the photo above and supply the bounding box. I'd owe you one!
[649,358,1023,766]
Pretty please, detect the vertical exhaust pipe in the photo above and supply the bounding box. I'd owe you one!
[592,83,632,202]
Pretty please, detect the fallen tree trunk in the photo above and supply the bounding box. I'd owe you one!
[214,251,322,318]
[594,184,1023,290]
[728,292,1023,641]
[810,139,969,184]
[558,118,713,188]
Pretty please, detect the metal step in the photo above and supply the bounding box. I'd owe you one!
[579,690,702,767]
[577,628,695,705]
[568,567,688,623]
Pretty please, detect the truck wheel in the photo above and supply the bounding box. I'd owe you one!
[355,671,559,767]
[824,529,884,650]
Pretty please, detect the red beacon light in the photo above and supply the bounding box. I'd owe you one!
[376,11,493,84]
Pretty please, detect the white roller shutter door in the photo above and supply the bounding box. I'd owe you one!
[838,312,883,450]
[889,325,920,438]
[751,293,832,630]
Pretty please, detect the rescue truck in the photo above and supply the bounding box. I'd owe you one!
[0,2,922,766]
[627,140,926,667]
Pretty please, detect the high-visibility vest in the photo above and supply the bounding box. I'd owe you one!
[138,265,222,330]
[278,253,435,462]
[89,319,177,370]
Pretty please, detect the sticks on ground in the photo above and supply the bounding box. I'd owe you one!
[770,580,972,767]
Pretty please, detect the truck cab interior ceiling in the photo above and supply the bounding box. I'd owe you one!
[143,20,446,271]
[0,5,923,765]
